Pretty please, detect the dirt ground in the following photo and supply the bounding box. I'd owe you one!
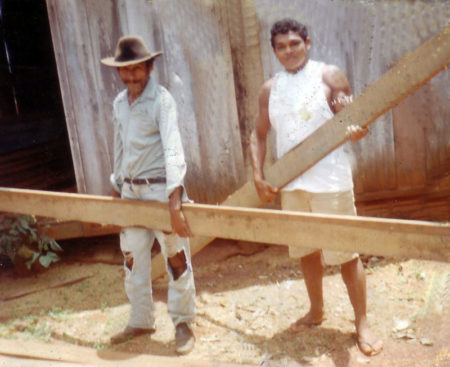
[0,235,449,367]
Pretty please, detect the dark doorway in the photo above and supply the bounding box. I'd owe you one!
[0,0,75,191]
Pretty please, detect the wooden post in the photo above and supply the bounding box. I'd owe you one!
[223,0,267,167]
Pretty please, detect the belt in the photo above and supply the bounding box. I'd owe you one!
[123,177,166,185]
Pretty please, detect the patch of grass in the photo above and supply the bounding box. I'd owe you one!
[49,306,63,315]
[48,306,72,320]
[24,321,51,341]
[93,342,106,350]
[24,314,38,323]
[101,300,110,312]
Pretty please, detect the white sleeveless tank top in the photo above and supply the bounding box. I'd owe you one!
[269,59,353,192]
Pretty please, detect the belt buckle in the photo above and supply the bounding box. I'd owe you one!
[145,178,150,185]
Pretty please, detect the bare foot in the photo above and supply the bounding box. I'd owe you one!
[355,327,383,356]
[288,312,326,333]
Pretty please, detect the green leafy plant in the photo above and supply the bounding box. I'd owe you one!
[0,213,62,273]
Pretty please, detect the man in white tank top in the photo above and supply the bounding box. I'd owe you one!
[250,19,382,356]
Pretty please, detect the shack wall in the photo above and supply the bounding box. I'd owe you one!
[46,0,245,203]
[47,0,449,219]
[253,0,449,220]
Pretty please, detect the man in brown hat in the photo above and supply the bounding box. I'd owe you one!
[101,36,196,354]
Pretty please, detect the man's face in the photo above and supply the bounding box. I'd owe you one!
[118,61,152,98]
[273,30,310,73]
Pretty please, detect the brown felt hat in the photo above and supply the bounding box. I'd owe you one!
[101,35,162,67]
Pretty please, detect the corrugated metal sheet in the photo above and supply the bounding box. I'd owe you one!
[45,0,449,219]
[253,0,449,218]
[46,0,245,203]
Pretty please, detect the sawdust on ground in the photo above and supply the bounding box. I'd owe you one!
[0,236,449,367]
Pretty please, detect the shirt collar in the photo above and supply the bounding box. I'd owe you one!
[118,77,158,106]
[134,77,158,102]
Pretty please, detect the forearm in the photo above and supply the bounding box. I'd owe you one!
[249,130,267,181]
[169,186,183,212]
[168,185,192,237]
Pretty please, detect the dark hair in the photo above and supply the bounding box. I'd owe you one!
[146,59,155,68]
[270,18,308,48]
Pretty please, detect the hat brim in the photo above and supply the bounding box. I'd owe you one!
[101,51,163,67]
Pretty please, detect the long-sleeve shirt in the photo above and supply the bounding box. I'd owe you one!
[112,77,187,198]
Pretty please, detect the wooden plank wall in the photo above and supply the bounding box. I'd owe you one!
[47,0,448,219]
[252,0,449,220]
[223,0,266,172]
[46,0,245,203]
[46,0,120,195]
[151,1,245,203]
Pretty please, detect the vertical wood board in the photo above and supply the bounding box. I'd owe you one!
[47,0,246,203]
[46,0,114,194]
[153,0,245,203]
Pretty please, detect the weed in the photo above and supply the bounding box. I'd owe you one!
[24,321,51,341]
[48,306,71,320]
[101,300,110,312]
[0,214,62,274]
[24,314,38,324]
[77,282,88,292]
[93,342,105,350]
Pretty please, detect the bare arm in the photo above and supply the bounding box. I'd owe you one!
[249,79,279,202]
[323,65,368,141]
[169,186,192,237]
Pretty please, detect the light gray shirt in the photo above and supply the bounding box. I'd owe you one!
[112,77,187,198]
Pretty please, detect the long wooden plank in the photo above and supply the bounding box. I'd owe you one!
[0,339,255,367]
[0,188,448,262]
[0,355,94,367]
[39,221,120,241]
[148,25,450,278]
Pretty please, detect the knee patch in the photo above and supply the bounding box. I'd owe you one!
[168,250,187,281]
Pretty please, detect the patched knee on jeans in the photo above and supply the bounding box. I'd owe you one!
[123,251,134,271]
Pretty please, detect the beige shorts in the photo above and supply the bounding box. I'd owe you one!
[281,189,359,265]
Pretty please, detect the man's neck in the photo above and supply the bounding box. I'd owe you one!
[128,92,140,105]
[127,78,150,105]
[286,58,309,74]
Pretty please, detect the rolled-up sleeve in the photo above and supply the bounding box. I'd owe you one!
[157,88,187,198]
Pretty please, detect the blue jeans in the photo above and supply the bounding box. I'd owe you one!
[120,182,195,328]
